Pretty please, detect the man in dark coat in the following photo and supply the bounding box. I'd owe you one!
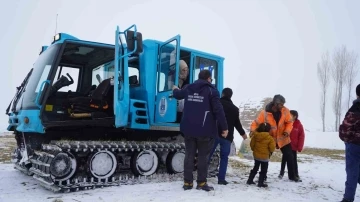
[209,87,247,185]
[339,84,360,202]
[172,69,228,191]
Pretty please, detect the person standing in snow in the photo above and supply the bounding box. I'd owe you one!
[339,84,360,202]
[246,122,276,187]
[278,110,305,180]
[172,69,228,192]
[208,87,248,185]
[250,94,301,182]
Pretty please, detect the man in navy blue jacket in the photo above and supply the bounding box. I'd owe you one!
[172,69,228,191]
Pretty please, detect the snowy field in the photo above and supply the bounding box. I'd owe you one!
[0,132,356,202]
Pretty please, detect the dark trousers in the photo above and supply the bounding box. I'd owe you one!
[184,136,215,183]
[280,149,299,177]
[252,160,269,177]
[209,137,231,181]
[279,143,296,179]
[343,143,360,201]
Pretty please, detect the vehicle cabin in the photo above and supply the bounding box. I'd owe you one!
[11,31,224,132]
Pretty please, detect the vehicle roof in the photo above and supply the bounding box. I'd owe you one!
[48,33,224,60]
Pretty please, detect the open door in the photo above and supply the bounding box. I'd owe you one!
[155,35,181,123]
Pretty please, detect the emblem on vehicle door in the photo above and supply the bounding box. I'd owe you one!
[159,97,167,117]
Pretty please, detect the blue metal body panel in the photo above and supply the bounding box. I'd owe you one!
[129,99,150,129]
[7,24,225,134]
[8,110,44,133]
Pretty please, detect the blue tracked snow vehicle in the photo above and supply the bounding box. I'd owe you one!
[6,25,224,192]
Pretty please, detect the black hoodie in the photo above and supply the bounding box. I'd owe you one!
[217,97,246,142]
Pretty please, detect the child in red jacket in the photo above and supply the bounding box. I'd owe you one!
[278,110,305,180]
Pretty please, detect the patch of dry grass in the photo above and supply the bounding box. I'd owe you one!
[0,134,16,163]
[300,147,345,160]
[228,158,251,169]
[237,146,345,163]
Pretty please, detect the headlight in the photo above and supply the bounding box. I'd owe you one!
[53,33,61,42]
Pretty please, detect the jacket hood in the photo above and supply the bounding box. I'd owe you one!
[252,131,271,141]
[220,97,232,103]
[190,79,215,92]
[353,98,360,105]
[265,102,274,112]
[351,98,360,112]
[265,101,289,113]
[293,119,301,126]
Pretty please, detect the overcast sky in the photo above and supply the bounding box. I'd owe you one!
[0,0,359,132]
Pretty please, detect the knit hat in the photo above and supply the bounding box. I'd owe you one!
[356,84,360,97]
[273,94,286,104]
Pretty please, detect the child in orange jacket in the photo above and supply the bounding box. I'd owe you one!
[246,123,276,187]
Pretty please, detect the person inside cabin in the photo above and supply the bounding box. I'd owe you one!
[167,50,190,122]
[175,60,189,120]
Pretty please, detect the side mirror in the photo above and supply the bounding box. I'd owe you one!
[125,30,143,54]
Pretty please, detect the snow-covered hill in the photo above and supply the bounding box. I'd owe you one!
[238,97,323,132]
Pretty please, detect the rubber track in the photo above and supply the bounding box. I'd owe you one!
[21,140,220,193]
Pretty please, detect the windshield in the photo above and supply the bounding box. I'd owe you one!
[16,44,61,110]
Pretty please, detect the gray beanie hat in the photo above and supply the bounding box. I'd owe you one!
[273,94,286,104]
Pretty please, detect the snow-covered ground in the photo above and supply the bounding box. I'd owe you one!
[0,153,353,202]
[0,132,353,202]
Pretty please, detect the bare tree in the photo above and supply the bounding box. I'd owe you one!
[317,51,331,132]
[345,51,359,109]
[332,89,339,131]
[331,45,350,131]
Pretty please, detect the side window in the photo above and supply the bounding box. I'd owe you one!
[129,67,139,85]
[129,58,140,86]
[105,65,115,80]
[35,65,51,93]
[156,72,165,92]
[54,66,80,92]
[193,57,217,85]
[157,40,178,92]
[92,65,104,86]
[91,63,115,86]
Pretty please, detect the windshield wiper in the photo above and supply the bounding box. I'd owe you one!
[6,68,33,115]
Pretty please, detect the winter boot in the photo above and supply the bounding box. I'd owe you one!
[278,171,284,179]
[218,180,229,185]
[246,170,257,185]
[258,174,268,188]
[183,182,193,190]
[289,175,302,182]
[340,199,353,202]
[196,182,214,191]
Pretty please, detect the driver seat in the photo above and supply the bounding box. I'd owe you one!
[68,78,114,117]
